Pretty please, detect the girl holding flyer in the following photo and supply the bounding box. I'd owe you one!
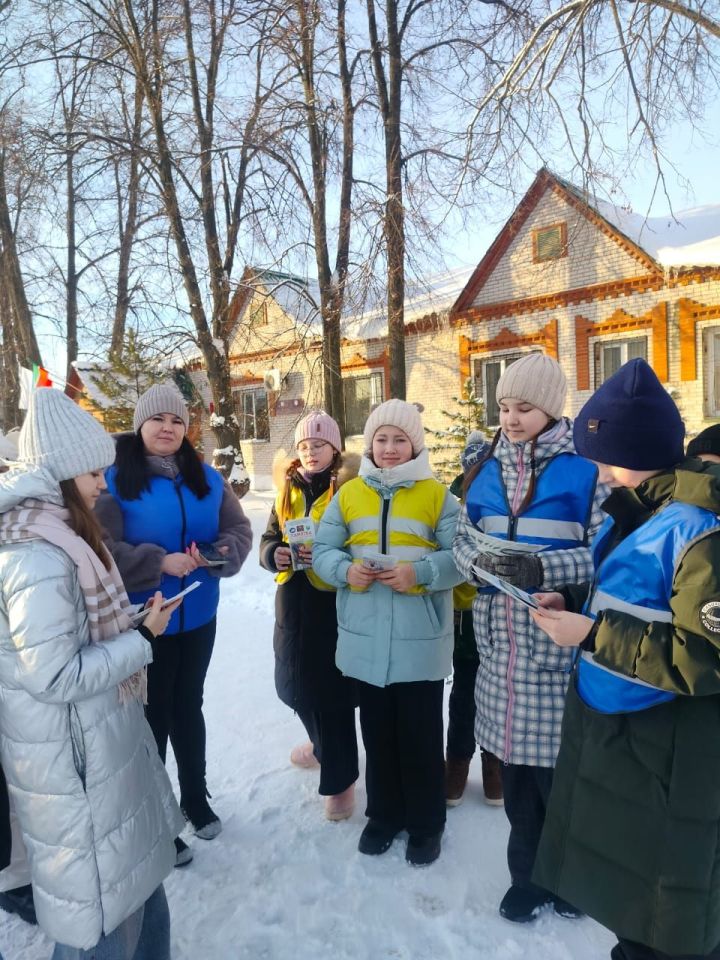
[452,352,607,922]
[313,400,462,866]
[259,412,359,822]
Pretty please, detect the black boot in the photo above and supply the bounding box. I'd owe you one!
[406,831,443,866]
[552,894,583,919]
[358,820,401,856]
[0,884,37,925]
[181,792,222,841]
[174,836,194,868]
[499,885,551,923]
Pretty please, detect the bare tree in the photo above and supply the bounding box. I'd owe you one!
[72,0,290,490]
[464,0,720,206]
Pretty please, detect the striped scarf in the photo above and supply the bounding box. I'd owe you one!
[0,498,146,703]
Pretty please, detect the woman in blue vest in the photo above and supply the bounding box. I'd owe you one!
[96,383,252,865]
[532,359,720,960]
[453,352,606,923]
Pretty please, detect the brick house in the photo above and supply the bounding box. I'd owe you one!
[191,170,720,489]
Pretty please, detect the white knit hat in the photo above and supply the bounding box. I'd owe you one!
[18,388,116,482]
[496,353,567,421]
[133,382,189,434]
[363,399,425,455]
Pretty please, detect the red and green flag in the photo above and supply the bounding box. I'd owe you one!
[32,363,52,387]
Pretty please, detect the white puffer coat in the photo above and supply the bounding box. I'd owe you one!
[0,468,183,949]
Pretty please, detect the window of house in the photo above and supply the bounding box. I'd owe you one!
[343,371,383,436]
[704,327,720,416]
[472,353,524,427]
[233,387,269,441]
[532,223,567,263]
[249,301,268,326]
[593,337,647,388]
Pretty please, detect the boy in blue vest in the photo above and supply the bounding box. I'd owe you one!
[313,400,462,866]
[532,359,720,960]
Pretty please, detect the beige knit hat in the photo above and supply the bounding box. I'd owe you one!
[18,388,116,482]
[363,399,425,455]
[133,382,189,434]
[496,353,567,420]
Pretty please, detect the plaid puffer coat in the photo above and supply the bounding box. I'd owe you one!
[453,419,607,767]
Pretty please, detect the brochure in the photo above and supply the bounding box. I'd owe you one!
[285,516,315,571]
[471,564,540,610]
[362,552,398,572]
[469,529,547,557]
[129,580,202,625]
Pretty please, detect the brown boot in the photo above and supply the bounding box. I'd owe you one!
[445,755,471,807]
[481,751,504,806]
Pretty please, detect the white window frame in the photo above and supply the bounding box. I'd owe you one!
[233,386,270,442]
[592,335,648,388]
[703,326,720,417]
[343,371,384,436]
[472,352,526,428]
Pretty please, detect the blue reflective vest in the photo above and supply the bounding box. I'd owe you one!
[578,500,720,713]
[105,464,224,634]
[466,454,599,555]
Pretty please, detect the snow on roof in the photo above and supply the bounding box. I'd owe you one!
[341,265,474,340]
[595,201,720,268]
[246,269,322,332]
[72,361,156,408]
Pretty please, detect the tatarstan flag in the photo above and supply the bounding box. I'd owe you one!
[32,363,52,387]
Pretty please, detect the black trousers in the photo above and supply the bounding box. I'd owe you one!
[501,763,554,888]
[145,617,216,806]
[356,678,446,838]
[446,650,479,759]
[612,939,720,960]
[295,705,359,796]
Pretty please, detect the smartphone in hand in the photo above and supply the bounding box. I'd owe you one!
[195,542,228,566]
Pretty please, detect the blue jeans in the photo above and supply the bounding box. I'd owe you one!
[51,885,170,960]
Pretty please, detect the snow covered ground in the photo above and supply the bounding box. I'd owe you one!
[0,493,615,960]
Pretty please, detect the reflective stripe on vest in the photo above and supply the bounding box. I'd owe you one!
[275,484,335,592]
[481,515,586,541]
[337,477,447,595]
[578,500,720,714]
[465,453,598,550]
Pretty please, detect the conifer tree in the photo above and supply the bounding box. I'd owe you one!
[425,379,491,483]
[82,329,164,432]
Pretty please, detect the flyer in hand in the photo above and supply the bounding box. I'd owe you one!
[471,565,540,610]
[286,516,315,570]
[469,529,547,557]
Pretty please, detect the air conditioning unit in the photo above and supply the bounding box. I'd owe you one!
[263,368,282,392]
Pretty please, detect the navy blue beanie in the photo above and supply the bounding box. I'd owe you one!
[687,424,720,459]
[573,359,684,470]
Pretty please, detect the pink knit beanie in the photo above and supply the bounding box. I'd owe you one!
[294,410,341,452]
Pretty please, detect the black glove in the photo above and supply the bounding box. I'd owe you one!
[489,553,544,589]
[475,552,501,577]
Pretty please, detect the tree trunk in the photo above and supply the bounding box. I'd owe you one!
[0,150,42,367]
[110,77,144,359]
[367,0,406,400]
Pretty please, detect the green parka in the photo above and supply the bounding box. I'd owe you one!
[535,461,720,955]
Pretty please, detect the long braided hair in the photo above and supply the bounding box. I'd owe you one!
[463,419,557,514]
[277,451,342,532]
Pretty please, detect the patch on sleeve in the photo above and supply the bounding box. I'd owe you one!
[700,601,720,633]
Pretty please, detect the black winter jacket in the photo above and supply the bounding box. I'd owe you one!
[259,470,356,713]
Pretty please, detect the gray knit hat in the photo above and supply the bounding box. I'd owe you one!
[363,399,425,455]
[18,388,116,482]
[133,382,189,434]
[496,352,567,421]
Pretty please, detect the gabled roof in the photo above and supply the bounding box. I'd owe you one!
[452,167,662,315]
